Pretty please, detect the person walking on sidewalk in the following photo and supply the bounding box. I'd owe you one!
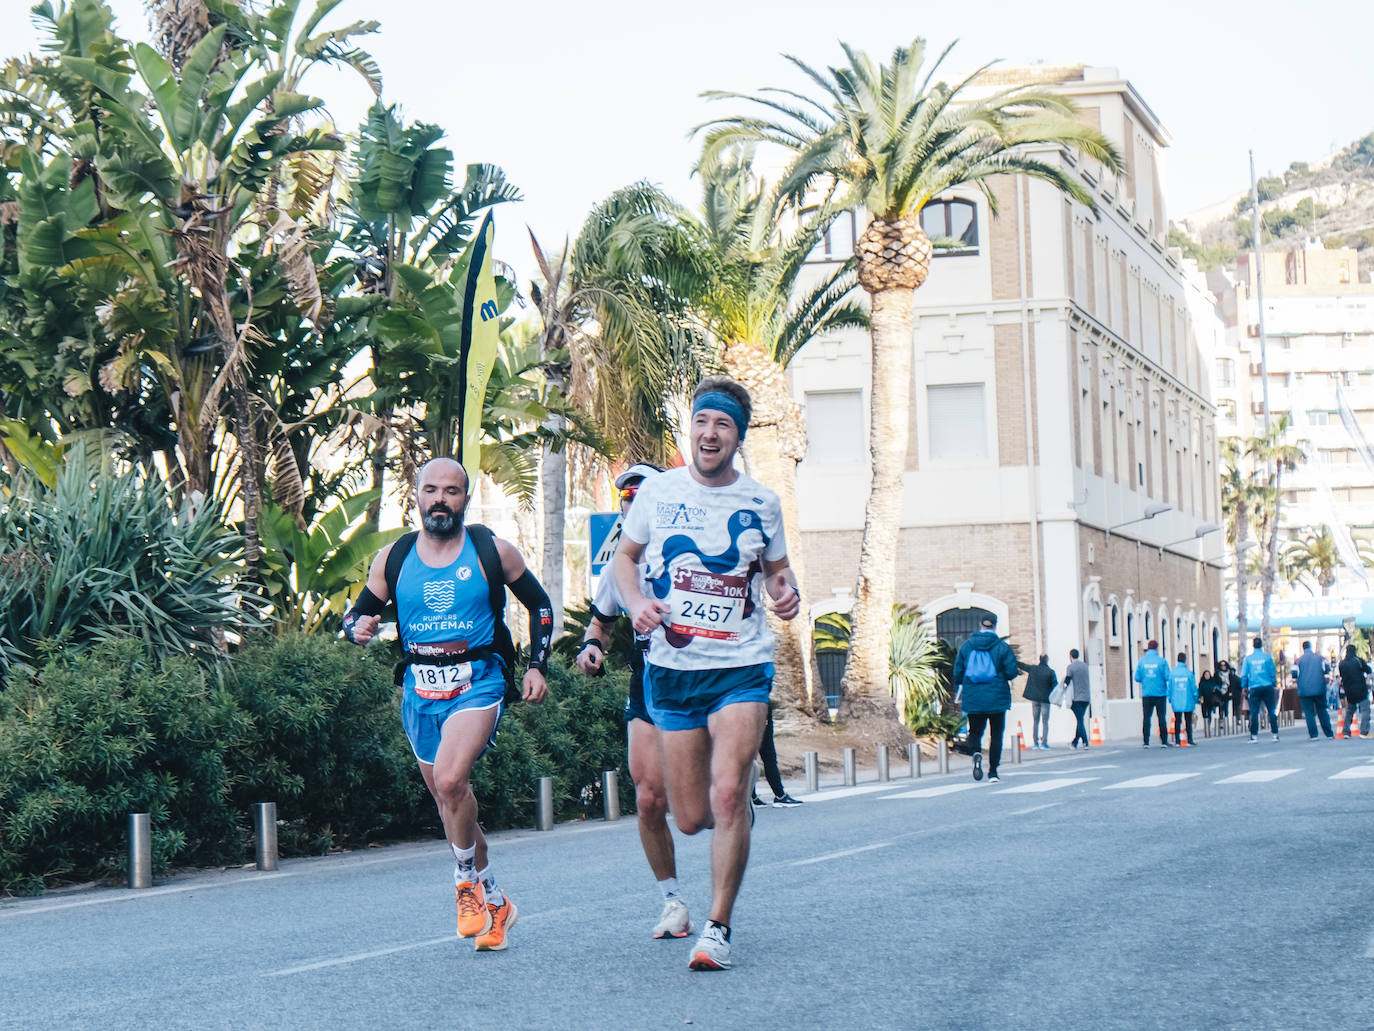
[751,705,803,808]
[952,615,1020,783]
[1338,644,1372,738]
[1019,654,1057,749]
[1218,659,1243,722]
[1241,637,1280,742]
[1064,649,1092,748]
[1295,640,1333,740]
[577,462,695,940]
[1134,640,1172,748]
[1168,653,1198,746]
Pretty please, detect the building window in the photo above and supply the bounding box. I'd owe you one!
[804,390,865,465]
[1219,400,1236,421]
[920,199,978,254]
[801,208,857,262]
[927,383,988,461]
[1217,357,1235,388]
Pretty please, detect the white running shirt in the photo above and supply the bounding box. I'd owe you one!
[620,466,787,671]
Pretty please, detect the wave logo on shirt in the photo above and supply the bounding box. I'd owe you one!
[423,580,456,613]
[456,565,473,582]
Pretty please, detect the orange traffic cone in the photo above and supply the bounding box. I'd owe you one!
[1017,721,1027,750]
[1090,718,1103,747]
[1179,716,1190,747]
[1335,712,1345,739]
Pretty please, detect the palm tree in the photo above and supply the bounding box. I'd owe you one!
[1220,436,1263,652]
[1283,527,1339,595]
[1248,415,1305,648]
[698,38,1122,729]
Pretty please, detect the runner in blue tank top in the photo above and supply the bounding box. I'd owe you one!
[342,458,553,953]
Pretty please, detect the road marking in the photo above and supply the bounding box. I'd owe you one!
[1331,766,1374,780]
[1200,762,1228,770]
[882,783,982,800]
[1216,768,1300,784]
[799,783,911,803]
[1007,803,1061,816]
[995,777,1098,795]
[1102,773,1199,790]
[790,842,894,867]
[266,935,452,976]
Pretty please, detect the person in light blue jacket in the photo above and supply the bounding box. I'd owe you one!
[1133,640,1172,748]
[1241,636,1280,742]
[1168,653,1198,746]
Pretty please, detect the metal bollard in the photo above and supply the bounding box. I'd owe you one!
[938,739,949,775]
[127,813,151,889]
[877,745,889,782]
[253,802,278,872]
[1013,732,1023,764]
[535,776,554,831]
[804,751,819,794]
[602,771,620,821]
[909,742,921,778]
[842,747,857,786]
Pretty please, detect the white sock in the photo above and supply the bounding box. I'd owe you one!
[658,877,681,902]
[451,843,476,884]
[476,864,504,906]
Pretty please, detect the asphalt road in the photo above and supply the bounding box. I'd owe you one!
[4,731,1373,1031]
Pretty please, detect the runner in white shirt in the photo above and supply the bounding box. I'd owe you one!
[575,463,692,941]
[612,376,801,972]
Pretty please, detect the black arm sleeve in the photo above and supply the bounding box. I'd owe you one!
[509,570,553,674]
[341,586,385,642]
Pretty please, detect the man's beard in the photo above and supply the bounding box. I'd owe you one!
[421,504,464,538]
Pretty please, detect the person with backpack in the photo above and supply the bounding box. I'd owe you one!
[342,457,553,953]
[1133,640,1172,748]
[951,615,1021,782]
[1338,644,1373,738]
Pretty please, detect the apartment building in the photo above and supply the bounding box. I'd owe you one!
[1210,241,1374,606]
[789,66,1226,731]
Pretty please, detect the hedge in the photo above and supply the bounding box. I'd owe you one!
[0,634,633,895]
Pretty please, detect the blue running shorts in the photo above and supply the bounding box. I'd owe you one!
[644,662,773,731]
[400,665,506,765]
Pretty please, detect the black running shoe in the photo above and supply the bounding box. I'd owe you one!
[972,753,983,781]
[771,794,803,808]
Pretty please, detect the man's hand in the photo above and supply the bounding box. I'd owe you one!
[768,575,801,621]
[627,595,671,636]
[522,668,548,704]
[575,642,604,676]
[348,614,381,645]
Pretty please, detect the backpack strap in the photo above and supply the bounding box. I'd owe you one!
[465,523,518,691]
[383,530,419,607]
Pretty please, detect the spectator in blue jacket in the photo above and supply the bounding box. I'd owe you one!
[1168,653,1198,746]
[1294,640,1333,740]
[1133,640,1172,748]
[1241,636,1280,742]
[952,615,1021,783]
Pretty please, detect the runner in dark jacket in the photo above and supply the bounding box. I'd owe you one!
[952,615,1021,782]
[1018,655,1057,750]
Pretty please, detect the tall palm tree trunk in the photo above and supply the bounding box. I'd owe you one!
[1235,496,1250,658]
[540,415,567,640]
[839,284,915,724]
[724,339,816,715]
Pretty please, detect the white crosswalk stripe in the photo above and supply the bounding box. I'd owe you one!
[1330,766,1374,780]
[1102,773,1198,790]
[1215,769,1300,784]
[995,777,1098,795]
[881,783,982,800]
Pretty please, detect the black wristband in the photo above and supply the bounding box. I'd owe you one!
[580,638,604,653]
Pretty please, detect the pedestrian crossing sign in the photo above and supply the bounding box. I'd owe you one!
[590,512,622,575]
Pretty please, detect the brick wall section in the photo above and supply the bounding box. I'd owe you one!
[989,178,1021,301]
[803,523,1039,658]
[995,322,1028,464]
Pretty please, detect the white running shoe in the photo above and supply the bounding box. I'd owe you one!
[688,923,731,971]
[652,898,692,939]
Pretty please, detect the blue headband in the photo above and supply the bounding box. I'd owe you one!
[692,392,747,440]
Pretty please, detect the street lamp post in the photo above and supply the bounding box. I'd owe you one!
[1105,503,1172,540]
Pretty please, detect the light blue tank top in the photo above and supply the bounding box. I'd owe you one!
[394,533,496,654]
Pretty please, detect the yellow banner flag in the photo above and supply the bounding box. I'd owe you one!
[458,212,499,471]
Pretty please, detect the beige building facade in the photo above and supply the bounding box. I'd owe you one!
[789,67,1226,733]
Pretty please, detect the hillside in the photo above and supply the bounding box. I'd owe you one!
[1171,132,1374,280]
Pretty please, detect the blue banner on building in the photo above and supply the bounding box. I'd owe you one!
[1227,595,1374,632]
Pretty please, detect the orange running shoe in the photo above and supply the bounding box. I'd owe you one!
[474,897,518,951]
[455,880,491,938]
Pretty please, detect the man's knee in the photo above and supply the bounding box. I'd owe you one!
[432,768,473,808]
[708,776,748,827]
[636,781,669,826]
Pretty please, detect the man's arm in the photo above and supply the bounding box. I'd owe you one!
[341,543,393,645]
[495,537,551,704]
[576,612,618,676]
[761,555,800,621]
[612,537,668,634]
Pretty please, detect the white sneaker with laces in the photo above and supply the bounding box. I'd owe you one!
[652,898,692,939]
[688,924,731,970]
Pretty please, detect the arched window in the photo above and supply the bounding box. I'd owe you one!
[920,199,978,254]
[936,606,996,654]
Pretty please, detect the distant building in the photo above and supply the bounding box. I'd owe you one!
[1208,239,1374,600]
[788,66,1226,728]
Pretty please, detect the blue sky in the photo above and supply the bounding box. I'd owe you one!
[4,0,1369,268]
